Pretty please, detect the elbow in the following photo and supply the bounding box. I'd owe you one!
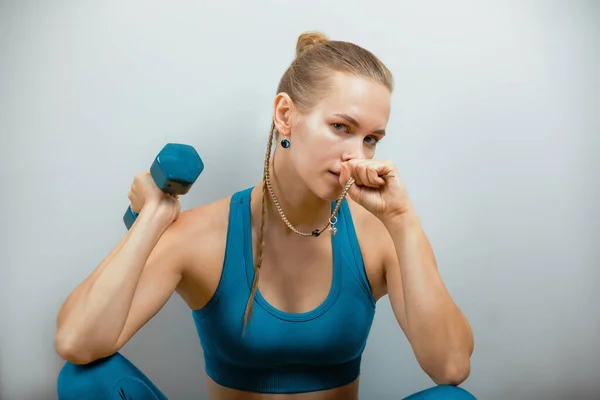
[432,355,471,386]
[55,337,91,365]
[54,330,113,365]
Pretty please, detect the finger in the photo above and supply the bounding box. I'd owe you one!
[378,161,396,179]
[341,161,359,186]
[351,160,371,187]
[354,161,370,187]
[366,164,385,186]
[353,167,366,187]
[345,179,361,201]
[356,161,382,188]
[339,163,352,187]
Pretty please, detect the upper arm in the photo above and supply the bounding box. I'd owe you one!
[114,212,194,351]
[382,230,411,340]
[347,199,411,339]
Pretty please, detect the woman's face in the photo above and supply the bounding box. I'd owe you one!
[276,72,391,201]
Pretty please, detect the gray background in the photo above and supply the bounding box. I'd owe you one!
[1,1,598,399]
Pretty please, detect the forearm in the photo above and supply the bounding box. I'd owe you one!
[383,211,473,383]
[55,203,170,360]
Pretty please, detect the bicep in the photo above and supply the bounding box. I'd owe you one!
[115,226,187,350]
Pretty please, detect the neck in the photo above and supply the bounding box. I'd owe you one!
[262,150,332,236]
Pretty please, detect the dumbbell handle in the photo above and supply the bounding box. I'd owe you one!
[123,205,146,230]
[123,143,204,230]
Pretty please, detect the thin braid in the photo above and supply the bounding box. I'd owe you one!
[243,121,276,333]
[241,31,393,333]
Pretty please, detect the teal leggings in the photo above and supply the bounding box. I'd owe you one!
[57,353,476,399]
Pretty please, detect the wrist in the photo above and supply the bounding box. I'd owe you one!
[138,201,175,229]
[381,209,422,235]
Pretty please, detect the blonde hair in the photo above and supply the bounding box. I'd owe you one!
[242,31,394,331]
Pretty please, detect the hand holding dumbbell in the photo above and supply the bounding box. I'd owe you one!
[124,143,204,230]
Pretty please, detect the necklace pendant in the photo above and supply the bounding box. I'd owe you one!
[328,215,338,235]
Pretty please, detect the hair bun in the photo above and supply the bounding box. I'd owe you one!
[296,31,329,57]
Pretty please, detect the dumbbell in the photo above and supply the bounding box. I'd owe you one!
[123,143,204,230]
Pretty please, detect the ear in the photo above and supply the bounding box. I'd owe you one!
[273,92,294,137]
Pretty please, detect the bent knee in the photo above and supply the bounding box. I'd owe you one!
[57,353,125,399]
[404,385,476,400]
[57,361,98,399]
[57,353,164,400]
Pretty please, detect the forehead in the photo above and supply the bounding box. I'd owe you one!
[316,72,391,125]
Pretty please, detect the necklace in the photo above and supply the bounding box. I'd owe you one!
[264,164,355,237]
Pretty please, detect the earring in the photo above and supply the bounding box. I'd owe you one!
[280,137,290,148]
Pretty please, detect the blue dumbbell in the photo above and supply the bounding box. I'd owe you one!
[123,143,204,230]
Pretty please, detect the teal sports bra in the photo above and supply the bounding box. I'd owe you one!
[192,187,377,394]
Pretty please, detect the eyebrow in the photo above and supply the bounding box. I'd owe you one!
[334,113,386,135]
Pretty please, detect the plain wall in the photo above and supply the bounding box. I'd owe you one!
[1,1,598,399]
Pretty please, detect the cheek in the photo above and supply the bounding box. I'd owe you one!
[314,127,342,153]
[296,127,335,157]
[365,146,377,159]
[291,143,331,176]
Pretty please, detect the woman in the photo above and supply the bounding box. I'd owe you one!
[55,32,475,400]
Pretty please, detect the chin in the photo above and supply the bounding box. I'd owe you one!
[301,171,344,202]
[314,181,344,202]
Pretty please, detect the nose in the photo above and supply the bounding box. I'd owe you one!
[341,139,366,162]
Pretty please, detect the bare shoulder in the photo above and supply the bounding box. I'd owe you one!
[345,198,393,300]
[169,194,233,310]
[172,195,232,250]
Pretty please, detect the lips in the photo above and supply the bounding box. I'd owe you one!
[328,171,341,184]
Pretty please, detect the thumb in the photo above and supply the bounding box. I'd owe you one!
[339,164,359,200]
[339,162,351,186]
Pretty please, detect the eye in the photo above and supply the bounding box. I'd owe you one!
[364,136,380,146]
[332,123,349,132]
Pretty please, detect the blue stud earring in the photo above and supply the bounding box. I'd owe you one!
[280,137,290,148]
